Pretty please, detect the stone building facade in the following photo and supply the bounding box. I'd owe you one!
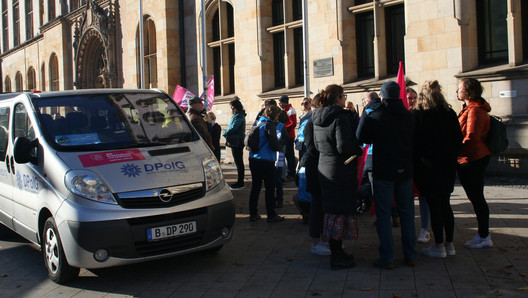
[1,0,527,174]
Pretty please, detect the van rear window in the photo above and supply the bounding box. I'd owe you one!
[32,93,196,151]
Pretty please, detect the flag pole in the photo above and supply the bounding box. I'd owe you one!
[302,0,310,98]
[139,0,145,89]
[201,0,208,110]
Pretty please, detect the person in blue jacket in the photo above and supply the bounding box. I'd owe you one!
[249,105,288,223]
[222,97,246,190]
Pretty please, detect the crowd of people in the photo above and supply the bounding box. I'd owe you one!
[188,78,495,271]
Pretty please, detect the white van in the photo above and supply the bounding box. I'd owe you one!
[0,89,235,283]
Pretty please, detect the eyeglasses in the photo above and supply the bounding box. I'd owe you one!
[301,102,309,106]
[342,94,347,99]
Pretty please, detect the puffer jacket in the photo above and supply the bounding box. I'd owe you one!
[249,116,287,161]
[312,105,362,215]
[458,98,491,164]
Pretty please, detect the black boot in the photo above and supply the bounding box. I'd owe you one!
[329,239,355,270]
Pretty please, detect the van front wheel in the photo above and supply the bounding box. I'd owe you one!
[42,218,79,284]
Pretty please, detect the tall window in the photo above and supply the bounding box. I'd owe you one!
[522,0,528,62]
[292,0,302,21]
[70,0,86,11]
[27,67,35,91]
[49,54,59,91]
[208,1,235,95]
[385,4,405,75]
[273,32,285,87]
[2,0,9,51]
[13,0,20,46]
[145,18,157,88]
[356,11,374,79]
[293,28,303,85]
[4,76,11,92]
[136,17,157,88]
[268,0,304,89]
[48,0,55,21]
[477,0,508,65]
[25,0,33,39]
[272,0,283,26]
[41,63,46,91]
[15,72,22,91]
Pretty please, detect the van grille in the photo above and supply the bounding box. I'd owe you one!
[134,232,205,257]
[116,185,204,209]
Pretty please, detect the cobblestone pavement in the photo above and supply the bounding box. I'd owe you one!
[1,163,527,297]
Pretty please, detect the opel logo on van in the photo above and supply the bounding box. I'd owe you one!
[158,189,173,203]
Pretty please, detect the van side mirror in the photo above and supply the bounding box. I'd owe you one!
[13,137,38,164]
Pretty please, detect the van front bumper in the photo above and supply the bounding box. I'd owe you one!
[58,199,235,269]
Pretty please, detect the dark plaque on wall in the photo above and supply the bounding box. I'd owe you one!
[313,58,334,78]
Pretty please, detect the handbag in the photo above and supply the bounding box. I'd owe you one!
[225,134,241,148]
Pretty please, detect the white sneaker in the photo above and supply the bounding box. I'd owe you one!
[311,242,331,256]
[445,243,456,256]
[422,245,447,258]
[464,234,493,249]
[417,229,430,243]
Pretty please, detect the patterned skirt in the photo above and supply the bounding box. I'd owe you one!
[322,214,359,241]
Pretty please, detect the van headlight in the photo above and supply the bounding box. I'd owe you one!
[202,156,223,191]
[65,170,118,204]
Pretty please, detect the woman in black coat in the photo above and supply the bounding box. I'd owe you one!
[312,84,362,270]
[413,80,462,258]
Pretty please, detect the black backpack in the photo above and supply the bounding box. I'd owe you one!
[485,115,509,155]
[244,122,267,153]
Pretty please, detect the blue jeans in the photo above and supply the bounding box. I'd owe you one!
[373,178,416,264]
[418,196,430,230]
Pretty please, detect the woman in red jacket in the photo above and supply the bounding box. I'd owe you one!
[457,78,492,249]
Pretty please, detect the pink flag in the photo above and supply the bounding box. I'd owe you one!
[200,76,215,111]
[172,85,196,109]
[396,61,409,110]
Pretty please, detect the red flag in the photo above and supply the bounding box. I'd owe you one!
[172,85,196,109]
[357,144,370,191]
[396,61,409,110]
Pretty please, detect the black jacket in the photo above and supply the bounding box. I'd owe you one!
[312,105,362,215]
[357,98,414,181]
[412,108,462,196]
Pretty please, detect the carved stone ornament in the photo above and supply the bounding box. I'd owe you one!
[74,0,116,89]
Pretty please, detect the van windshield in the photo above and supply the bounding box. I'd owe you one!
[32,92,196,151]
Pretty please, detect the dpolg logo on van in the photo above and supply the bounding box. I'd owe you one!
[121,164,142,177]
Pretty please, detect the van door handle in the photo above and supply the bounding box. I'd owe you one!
[10,156,15,174]
[5,155,10,173]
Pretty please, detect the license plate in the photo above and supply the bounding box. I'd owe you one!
[146,221,196,241]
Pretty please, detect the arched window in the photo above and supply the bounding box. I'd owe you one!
[4,76,11,92]
[41,63,46,91]
[49,54,59,91]
[27,67,36,91]
[15,72,23,91]
[136,17,157,88]
[208,1,235,95]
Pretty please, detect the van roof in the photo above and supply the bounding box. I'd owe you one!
[0,89,166,101]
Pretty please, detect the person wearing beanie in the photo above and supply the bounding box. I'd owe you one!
[357,80,416,269]
[279,95,297,180]
[187,96,214,150]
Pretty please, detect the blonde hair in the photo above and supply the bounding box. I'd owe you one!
[206,111,216,121]
[417,80,450,111]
